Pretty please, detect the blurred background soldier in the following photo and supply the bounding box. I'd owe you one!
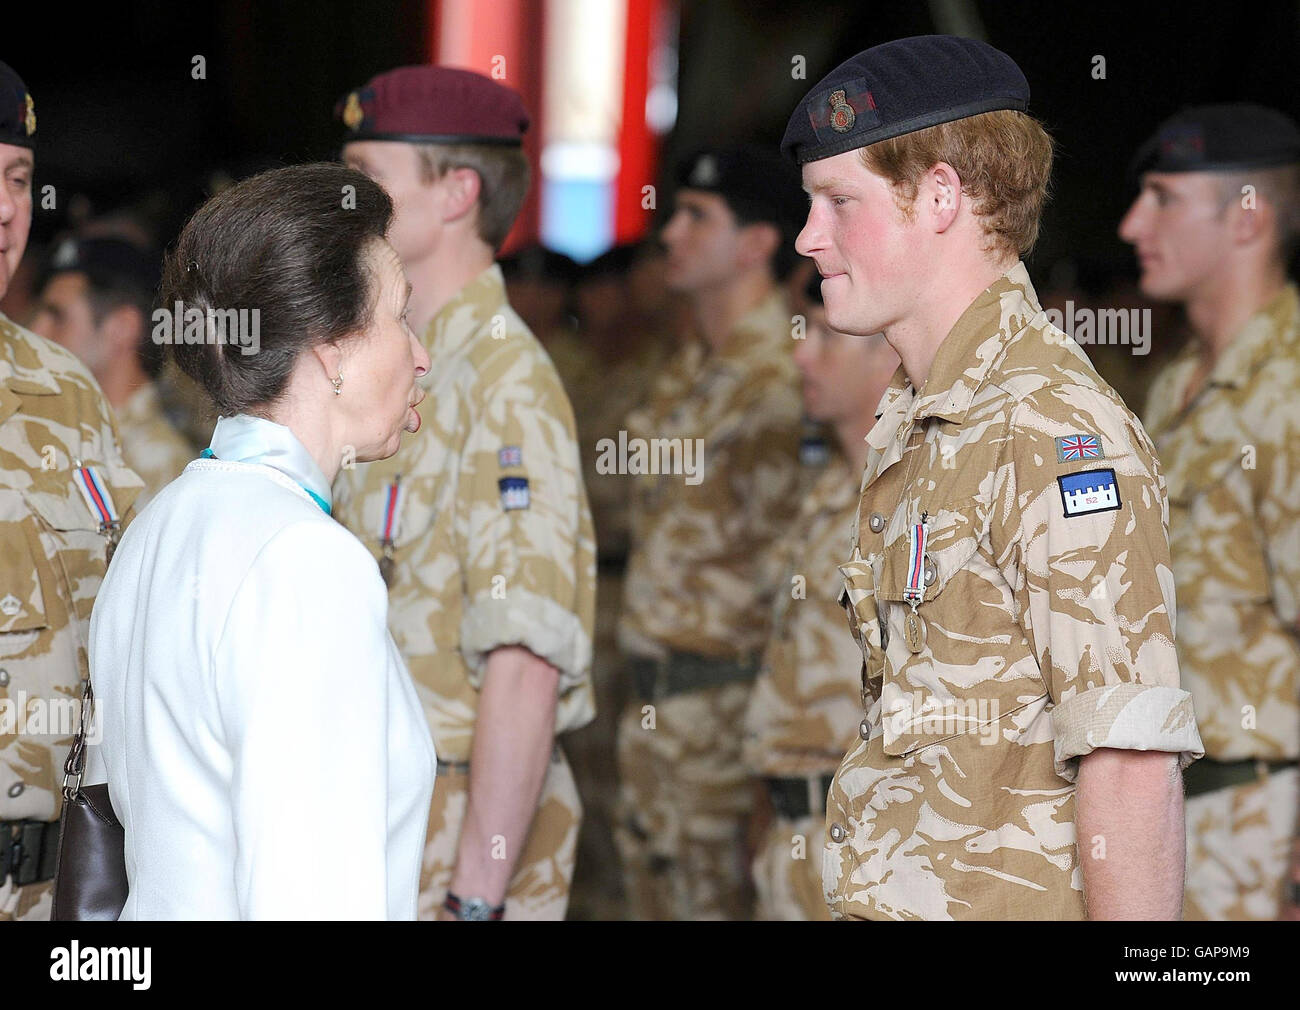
[30,236,194,508]
[1120,103,1300,920]
[0,60,142,921]
[501,244,582,388]
[615,144,805,920]
[743,276,898,920]
[333,66,596,921]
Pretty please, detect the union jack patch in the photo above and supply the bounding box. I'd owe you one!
[1055,434,1104,463]
[498,446,523,468]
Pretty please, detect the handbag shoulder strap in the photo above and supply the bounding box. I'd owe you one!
[62,676,94,799]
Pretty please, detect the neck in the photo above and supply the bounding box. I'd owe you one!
[262,396,342,487]
[1184,259,1286,363]
[833,413,874,476]
[890,255,1017,389]
[404,236,495,337]
[98,363,149,411]
[689,269,774,352]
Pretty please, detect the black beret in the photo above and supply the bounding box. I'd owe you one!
[0,60,36,149]
[781,35,1029,165]
[1130,103,1300,178]
[675,144,805,234]
[500,245,579,285]
[44,236,161,294]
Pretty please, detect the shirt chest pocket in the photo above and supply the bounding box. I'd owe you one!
[873,503,1029,756]
[0,478,115,659]
[0,516,51,656]
[1163,441,1269,601]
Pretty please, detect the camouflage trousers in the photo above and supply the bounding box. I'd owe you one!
[417,747,582,921]
[1184,764,1298,920]
[0,877,52,921]
[614,682,755,920]
[752,813,832,921]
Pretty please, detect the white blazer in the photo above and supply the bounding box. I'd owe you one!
[87,445,436,920]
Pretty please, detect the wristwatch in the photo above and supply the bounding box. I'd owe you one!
[443,891,505,921]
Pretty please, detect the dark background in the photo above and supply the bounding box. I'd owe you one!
[8,0,1300,281]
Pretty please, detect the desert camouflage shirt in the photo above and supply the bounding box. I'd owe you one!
[1,313,141,821]
[1144,284,1300,762]
[619,290,803,660]
[332,266,597,762]
[826,263,1204,920]
[116,382,194,510]
[744,450,864,776]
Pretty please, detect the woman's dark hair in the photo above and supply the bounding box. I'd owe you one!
[159,163,394,415]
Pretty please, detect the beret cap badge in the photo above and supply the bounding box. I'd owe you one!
[828,90,855,134]
[24,93,35,136]
[342,91,364,131]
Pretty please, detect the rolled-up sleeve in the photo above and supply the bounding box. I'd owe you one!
[456,379,595,694]
[1007,385,1204,781]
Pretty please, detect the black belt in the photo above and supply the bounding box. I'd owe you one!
[627,651,760,701]
[1182,757,1297,798]
[764,773,836,821]
[1,818,61,888]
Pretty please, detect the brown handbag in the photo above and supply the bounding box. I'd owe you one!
[50,678,127,920]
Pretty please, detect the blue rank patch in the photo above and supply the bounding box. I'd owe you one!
[1058,468,1121,518]
[498,445,522,468]
[498,476,530,511]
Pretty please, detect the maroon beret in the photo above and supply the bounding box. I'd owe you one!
[336,65,529,146]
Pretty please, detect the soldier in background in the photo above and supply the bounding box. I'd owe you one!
[333,65,596,921]
[786,36,1202,920]
[30,236,194,508]
[0,60,142,920]
[1120,104,1300,920]
[743,276,897,920]
[615,145,806,920]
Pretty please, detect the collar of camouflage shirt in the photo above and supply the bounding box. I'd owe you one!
[685,288,789,370]
[424,262,509,364]
[0,314,64,427]
[1203,282,1300,391]
[0,313,63,397]
[869,262,1038,436]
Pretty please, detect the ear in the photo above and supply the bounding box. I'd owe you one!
[1228,191,1271,248]
[310,338,345,384]
[924,161,963,235]
[440,166,483,225]
[737,221,781,272]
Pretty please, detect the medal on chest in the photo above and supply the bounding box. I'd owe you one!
[902,512,930,655]
[72,462,121,565]
[377,474,405,588]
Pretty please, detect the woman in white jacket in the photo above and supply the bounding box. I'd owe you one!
[87,163,436,920]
